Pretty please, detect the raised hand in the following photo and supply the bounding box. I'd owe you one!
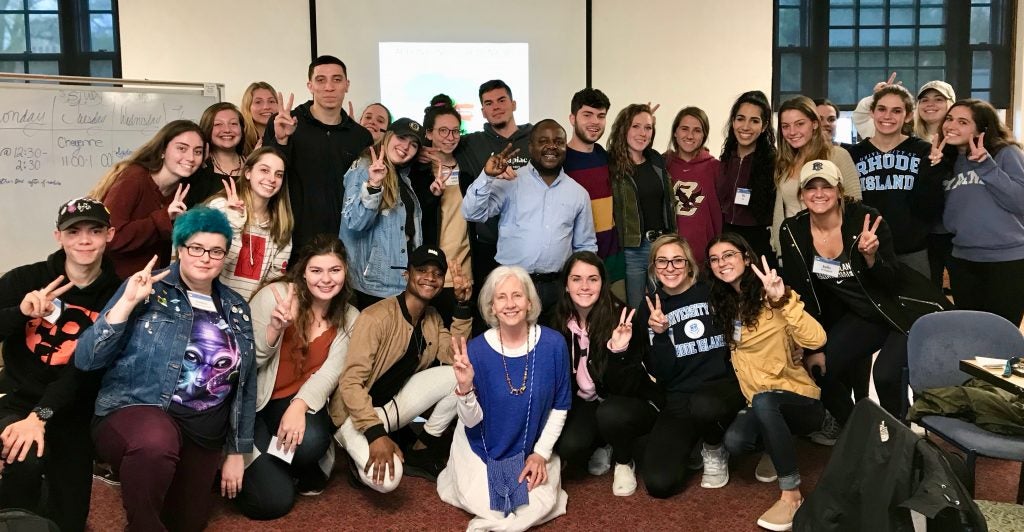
[451,336,474,393]
[928,134,947,166]
[450,261,472,303]
[750,255,785,303]
[367,145,387,188]
[273,92,297,142]
[858,213,883,262]
[269,283,297,331]
[609,307,637,351]
[646,102,660,126]
[166,183,189,220]
[120,255,171,307]
[347,100,355,119]
[483,143,520,180]
[645,294,669,334]
[873,72,899,93]
[19,275,74,319]
[222,178,244,211]
[967,132,988,163]
[430,159,451,196]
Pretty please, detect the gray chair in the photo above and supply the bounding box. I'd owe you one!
[906,310,1024,504]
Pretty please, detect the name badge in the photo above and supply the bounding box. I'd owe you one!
[187,291,217,312]
[734,187,751,205]
[444,168,460,187]
[732,319,742,343]
[44,298,63,324]
[812,256,841,278]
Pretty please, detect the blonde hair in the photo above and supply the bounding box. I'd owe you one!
[364,131,403,211]
[89,120,204,200]
[478,266,542,328]
[775,96,832,186]
[240,81,277,156]
[912,87,953,141]
[647,233,699,283]
[207,147,294,248]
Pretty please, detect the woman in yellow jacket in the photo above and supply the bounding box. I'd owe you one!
[706,232,826,532]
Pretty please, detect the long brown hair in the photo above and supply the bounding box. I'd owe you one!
[207,147,294,247]
[775,96,832,186]
[199,102,245,160]
[607,103,655,180]
[89,120,205,200]
[939,99,1022,156]
[362,131,405,210]
[240,82,277,155]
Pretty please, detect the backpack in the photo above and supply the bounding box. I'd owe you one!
[0,509,59,532]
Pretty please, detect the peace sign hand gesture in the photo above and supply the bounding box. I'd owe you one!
[269,283,297,332]
[120,255,171,307]
[451,336,474,393]
[873,72,900,93]
[273,92,297,143]
[609,307,637,351]
[967,132,989,163]
[19,275,75,318]
[928,135,947,167]
[645,294,669,334]
[483,143,520,180]
[858,214,883,263]
[167,183,189,220]
[366,145,387,188]
[222,178,244,212]
[450,261,472,303]
[750,255,785,303]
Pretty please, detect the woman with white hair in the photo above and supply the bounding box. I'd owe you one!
[438,265,571,532]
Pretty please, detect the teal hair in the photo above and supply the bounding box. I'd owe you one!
[172,207,232,248]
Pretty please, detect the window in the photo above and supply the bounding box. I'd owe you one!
[0,0,120,77]
[773,0,1014,109]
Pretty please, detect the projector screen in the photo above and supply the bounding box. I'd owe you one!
[379,42,529,132]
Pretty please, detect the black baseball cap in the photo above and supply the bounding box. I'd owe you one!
[56,197,111,230]
[408,244,447,276]
[388,117,426,145]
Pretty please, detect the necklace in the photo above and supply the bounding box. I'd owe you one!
[212,153,243,176]
[497,326,532,395]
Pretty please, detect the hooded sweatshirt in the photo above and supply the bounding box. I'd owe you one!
[665,149,723,263]
[0,250,121,413]
[943,145,1024,262]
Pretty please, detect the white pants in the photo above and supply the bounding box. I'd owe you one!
[437,420,568,532]
[334,365,457,493]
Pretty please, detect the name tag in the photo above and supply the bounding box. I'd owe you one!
[444,168,460,187]
[44,298,63,324]
[732,319,742,343]
[187,291,217,312]
[734,187,751,205]
[812,256,841,278]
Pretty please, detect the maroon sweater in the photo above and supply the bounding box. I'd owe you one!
[665,149,722,264]
[102,164,174,278]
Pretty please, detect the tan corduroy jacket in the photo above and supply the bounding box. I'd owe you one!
[730,290,826,404]
[329,295,471,432]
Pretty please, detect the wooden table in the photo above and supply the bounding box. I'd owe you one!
[960,359,1024,396]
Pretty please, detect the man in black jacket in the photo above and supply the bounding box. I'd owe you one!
[0,197,122,532]
[264,55,373,256]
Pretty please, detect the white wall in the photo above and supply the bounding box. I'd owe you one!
[1012,0,1024,139]
[119,0,311,105]
[591,0,775,154]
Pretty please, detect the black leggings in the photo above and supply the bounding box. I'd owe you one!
[818,313,909,424]
[555,396,603,476]
[235,396,334,520]
[949,256,1024,327]
[599,377,744,498]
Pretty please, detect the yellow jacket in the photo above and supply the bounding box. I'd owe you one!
[730,290,826,404]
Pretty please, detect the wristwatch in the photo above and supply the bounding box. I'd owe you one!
[31,406,53,422]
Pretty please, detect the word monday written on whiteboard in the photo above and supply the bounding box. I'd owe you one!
[0,82,219,273]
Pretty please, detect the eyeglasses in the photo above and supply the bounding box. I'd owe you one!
[708,250,743,265]
[432,127,461,139]
[654,257,688,270]
[183,244,227,261]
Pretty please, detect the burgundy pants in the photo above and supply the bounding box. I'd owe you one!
[93,406,223,532]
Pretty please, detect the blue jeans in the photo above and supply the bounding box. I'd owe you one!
[723,390,824,491]
[623,240,653,309]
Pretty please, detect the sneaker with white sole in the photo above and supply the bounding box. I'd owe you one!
[808,410,841,447]
[756,498,801,531]
[700,445,729,489]
[587,445,612,476]
[755,453,777,483]
[612,462,637,496]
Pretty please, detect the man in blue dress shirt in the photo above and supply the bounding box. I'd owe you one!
[462,119,597,322]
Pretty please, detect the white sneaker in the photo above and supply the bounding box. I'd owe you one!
[612,462,637,496]
[700,445,729,489]
[587,445,612,476]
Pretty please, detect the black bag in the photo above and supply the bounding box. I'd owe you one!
[0,509,59,532]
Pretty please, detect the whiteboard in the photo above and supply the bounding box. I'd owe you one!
[0,79,221,273]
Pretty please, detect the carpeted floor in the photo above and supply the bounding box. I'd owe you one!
[85,437,1021,531]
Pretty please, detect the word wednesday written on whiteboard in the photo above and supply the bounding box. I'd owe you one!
[0,78,220,273]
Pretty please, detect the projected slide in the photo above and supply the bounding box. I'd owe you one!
[379,42,529,133]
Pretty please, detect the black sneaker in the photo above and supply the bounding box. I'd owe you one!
[93,462,120,487]
[402,447,447,482]
[296,470,328,496]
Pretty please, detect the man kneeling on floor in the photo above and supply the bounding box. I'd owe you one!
[331,245,472,491]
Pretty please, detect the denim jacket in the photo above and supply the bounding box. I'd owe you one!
[75,262,257,454]
[340,157,423,298]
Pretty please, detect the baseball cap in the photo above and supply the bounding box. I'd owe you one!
[388,117,425,145]
[799,160,842,188]
[917,80,956,102]
[56,197,111,230]
[408,244,448,276]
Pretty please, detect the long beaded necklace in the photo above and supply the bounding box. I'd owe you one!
[497,325,533,395]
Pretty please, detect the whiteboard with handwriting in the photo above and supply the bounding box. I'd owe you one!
[0,83,218,273]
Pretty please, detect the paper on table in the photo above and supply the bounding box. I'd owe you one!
[975,356,1009,368]
[267,436,295,464]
